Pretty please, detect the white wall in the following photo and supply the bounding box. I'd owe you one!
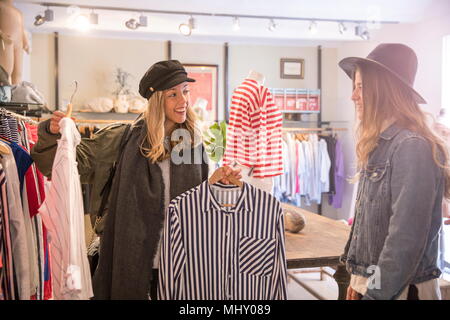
[30,33,55,108]
[171,42,225,120]
[58,35,166,110]
[229,44,319,92]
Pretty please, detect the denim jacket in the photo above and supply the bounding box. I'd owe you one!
[341,124,444,300]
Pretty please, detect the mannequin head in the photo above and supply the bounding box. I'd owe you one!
[247,70,265,85]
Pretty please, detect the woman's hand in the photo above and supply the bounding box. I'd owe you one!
[218,165,242,185]
[49,111,75,134]
[346,286,361,300]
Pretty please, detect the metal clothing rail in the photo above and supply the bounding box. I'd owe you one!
[282,127,347,132]
[0,105,42,125]
[0,102,44,118]
[73,119,135,124]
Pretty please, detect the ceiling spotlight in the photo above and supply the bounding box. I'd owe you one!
[34,7,54,26]
[125,18,139,30]
[309,21,318,34]
[179,16,195,36]
[74,14,90,32]
[139,14,148,27]
[268,19,277,32]
[232,17,240,31]
[125,13,148,30]
[188,16,196,30]
[89,11,98,25]
[338,22,347,34]
[355,24,370,40]
[34,14,46,26]
[179,22,192,36]
[44,8,54,22]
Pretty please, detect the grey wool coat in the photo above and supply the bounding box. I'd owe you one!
[92,119,209,299]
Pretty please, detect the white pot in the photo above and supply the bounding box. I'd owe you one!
[114,94,129,113]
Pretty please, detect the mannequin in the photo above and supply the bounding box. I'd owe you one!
[0,0,29,85]
[247,69,265,85]
[232,69,274,194]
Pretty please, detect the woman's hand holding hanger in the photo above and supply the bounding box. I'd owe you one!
[216,165,242,186]
[48,111,76,134]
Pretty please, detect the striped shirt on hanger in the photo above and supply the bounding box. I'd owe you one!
[223,78,283,178]
[158,180,287,300]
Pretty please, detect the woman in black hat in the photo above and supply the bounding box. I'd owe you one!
[31,60,241,300]
[339,43,449,300]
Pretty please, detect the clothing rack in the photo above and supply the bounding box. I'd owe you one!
[282,127,347,133]
[281,126,346,215]
[0,102,44,118]
[0,107,39,125]
[73,119,135,124]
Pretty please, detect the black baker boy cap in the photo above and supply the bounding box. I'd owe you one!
[138,60,195,100]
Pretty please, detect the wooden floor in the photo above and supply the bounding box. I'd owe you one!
[287,267,450,300]
[287,267,338,300]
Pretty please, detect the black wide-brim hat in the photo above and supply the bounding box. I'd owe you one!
[339,43,426,104]
[139,60,195,100]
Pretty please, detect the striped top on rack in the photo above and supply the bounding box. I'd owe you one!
[223,78,283,178]
[158,180,287,300]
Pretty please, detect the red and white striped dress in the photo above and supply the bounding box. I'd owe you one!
[223,78,283,178]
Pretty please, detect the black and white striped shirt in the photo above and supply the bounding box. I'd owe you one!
[158,181,287,300]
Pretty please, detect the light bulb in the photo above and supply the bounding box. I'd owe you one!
[179,23,192,36]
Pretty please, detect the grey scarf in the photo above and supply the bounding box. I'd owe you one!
[92,120,208,300]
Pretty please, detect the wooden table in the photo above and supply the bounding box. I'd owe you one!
[283,203,351,300]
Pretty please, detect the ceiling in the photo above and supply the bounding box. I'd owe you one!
[14,0,440,43]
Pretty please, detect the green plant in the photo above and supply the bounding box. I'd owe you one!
[203,121,227,163]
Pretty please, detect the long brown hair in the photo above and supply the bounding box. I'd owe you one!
[354,63,450,198]
[139,90,200,163]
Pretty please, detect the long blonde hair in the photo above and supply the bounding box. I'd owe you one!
[354,63,450,198]
[139,90,200,163]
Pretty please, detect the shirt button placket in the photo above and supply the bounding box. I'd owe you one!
[224,213,232,300]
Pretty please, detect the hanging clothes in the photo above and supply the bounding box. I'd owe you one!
[158,180,287,300]
[273,132,338,208]
[0,110,50,300]
[223,78,283,178]
[0,164,15,300]
[38,118,93,300]
[0,141,31,300]
[329,139,345,209]
[0,114,19,144]
[320,134,337,195]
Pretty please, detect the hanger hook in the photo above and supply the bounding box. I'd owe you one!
[69,80,78,105]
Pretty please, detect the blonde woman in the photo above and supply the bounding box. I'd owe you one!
[31,60,241,300]
[339,44,449,300]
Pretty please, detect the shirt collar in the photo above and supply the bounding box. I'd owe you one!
[205,180,250,213]
[379,123,402,141]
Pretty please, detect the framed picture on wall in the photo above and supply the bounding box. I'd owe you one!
[280,58,305,79]
[183,64,219,123]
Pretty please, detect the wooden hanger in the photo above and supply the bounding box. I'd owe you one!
[0,142,10,155]
[209,167,243,188]
[209,167,243,207]
[295,133,309,141]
